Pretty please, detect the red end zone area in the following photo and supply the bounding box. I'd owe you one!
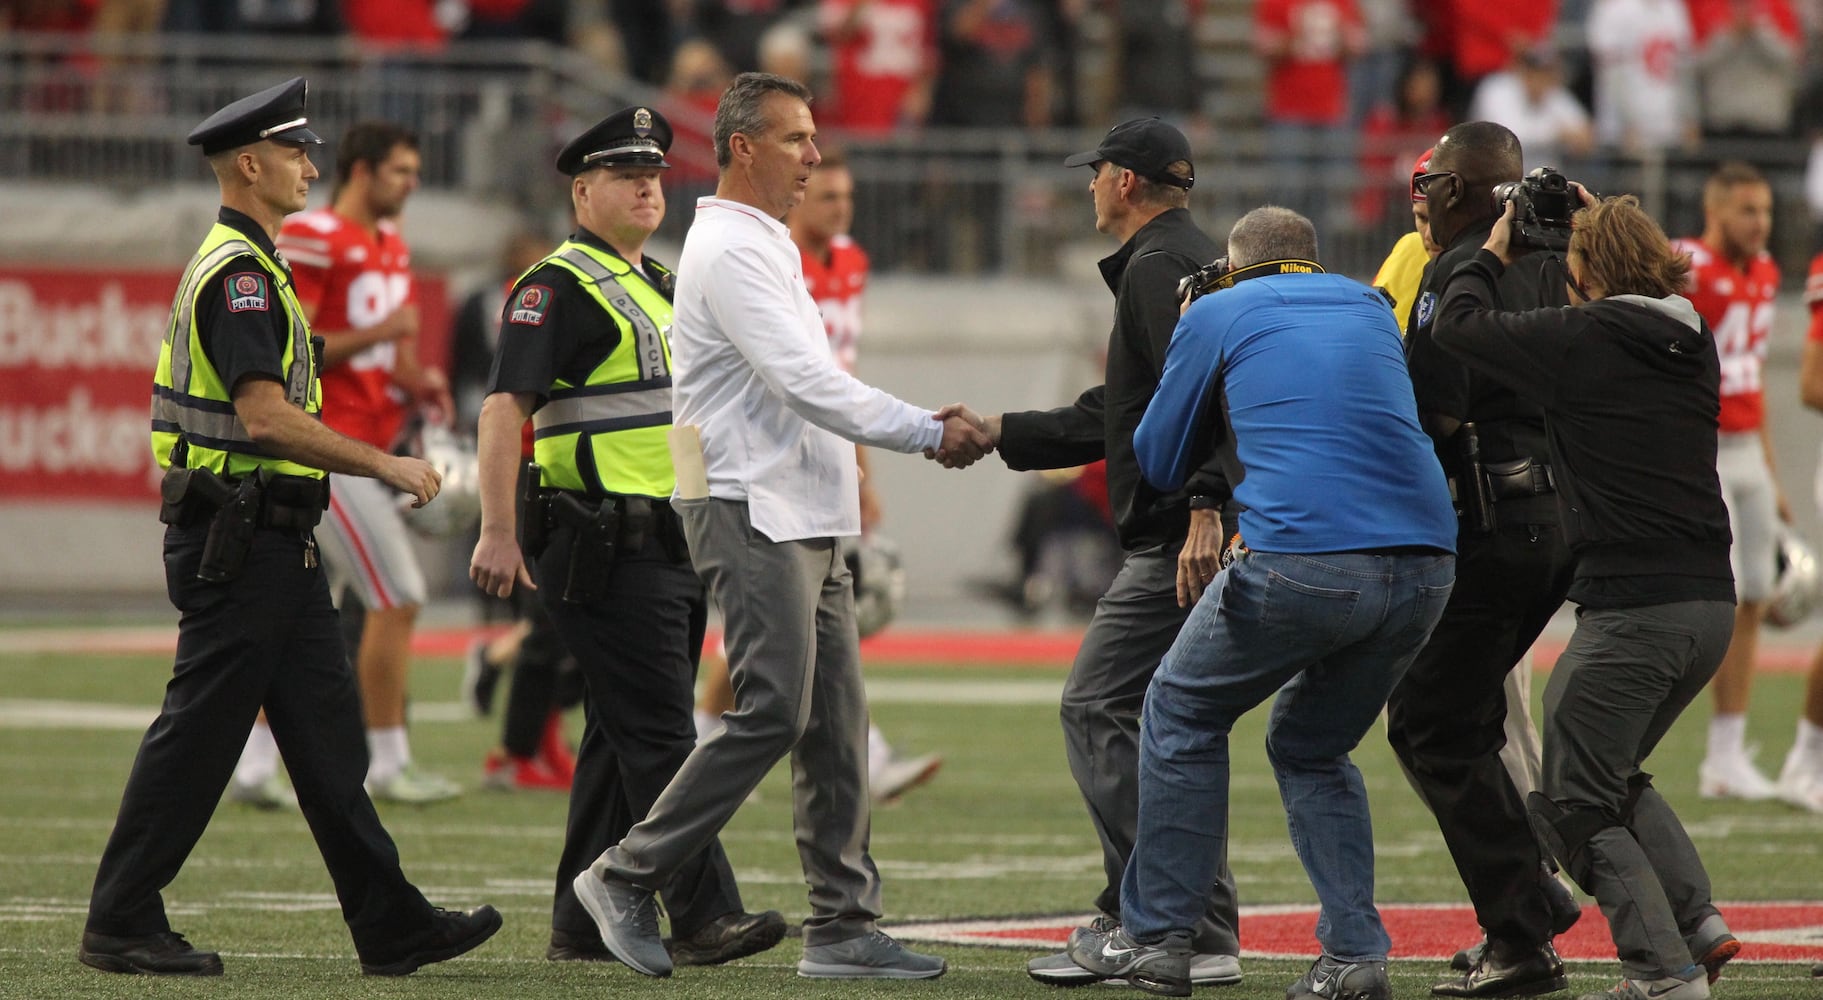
[890,903,1823,962]
[10,625,1823,673]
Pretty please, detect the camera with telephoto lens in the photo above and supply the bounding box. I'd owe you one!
[1176,256,1231,308]
[1491,166,1578,253]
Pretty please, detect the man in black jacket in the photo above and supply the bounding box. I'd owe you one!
[973,117,1241,988]
[1389,121,1581,999]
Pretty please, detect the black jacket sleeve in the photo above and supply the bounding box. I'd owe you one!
[998,384,1108,471]
[1432,250,1582,407]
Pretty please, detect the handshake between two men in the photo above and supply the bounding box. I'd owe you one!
[924,405,1002,469]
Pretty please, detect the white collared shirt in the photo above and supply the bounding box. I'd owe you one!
[672,196,943,542]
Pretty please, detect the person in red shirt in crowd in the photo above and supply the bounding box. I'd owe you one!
[232,122,460,807]
[1254,0,1365,226]
[1417,0,1558,117]
[343,0,446,47]
[1354,58,1450,228]
[689,148,943,804]
[819,0,937,134]
[1670,163,1790,804]
[661,39,734,190]
[1684,0,1799,44]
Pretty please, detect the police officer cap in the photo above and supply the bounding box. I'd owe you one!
[187,77,323,156]
[1062,117,1195,190]
[556,107,673,175]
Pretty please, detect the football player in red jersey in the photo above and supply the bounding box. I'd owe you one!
[1673,162,1790,803]
[690,148,942,803]
[231,121,461,806]
[1780,250,1823,814]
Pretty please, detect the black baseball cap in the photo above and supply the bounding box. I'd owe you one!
[1063,117,1195,190]
[187,77,322,156]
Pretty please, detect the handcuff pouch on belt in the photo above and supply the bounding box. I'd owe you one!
[159,465,329,582]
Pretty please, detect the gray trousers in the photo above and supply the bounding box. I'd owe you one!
[1540,601,1734,979]
[595,498,881,947]
[1062,542,1241,955]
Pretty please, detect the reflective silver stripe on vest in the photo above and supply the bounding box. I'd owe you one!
[150,389,257,446]
[531,385,672,431]
[168,240,257,394]
[168,240,313,408]
[555,246,669,381]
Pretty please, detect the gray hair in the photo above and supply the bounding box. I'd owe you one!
[712,72,813,169]
[1226,206,1318,268]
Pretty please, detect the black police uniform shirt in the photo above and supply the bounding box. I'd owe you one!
[194,207,297,396]
[485,228,672,403]
[1403,217,1568,465]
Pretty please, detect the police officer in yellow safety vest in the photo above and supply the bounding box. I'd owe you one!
[82,76,501,979]
[469,107,787,970]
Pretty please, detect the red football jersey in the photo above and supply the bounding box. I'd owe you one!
[278,209,416,448]
[1673,237,1779,432]
[801,235,869,373]
[821,0,935,132]
[1804,251,1823,346]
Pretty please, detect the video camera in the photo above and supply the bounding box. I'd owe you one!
[1492,166,1579,253]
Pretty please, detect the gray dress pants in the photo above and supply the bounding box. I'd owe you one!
[595,498,882,947]
[1541,601,1734,979]
[1062,542,1240,955]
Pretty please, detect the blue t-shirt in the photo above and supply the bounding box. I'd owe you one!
[1135,272,1456,554]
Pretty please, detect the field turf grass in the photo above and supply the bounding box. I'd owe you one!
[0,644,1818,999]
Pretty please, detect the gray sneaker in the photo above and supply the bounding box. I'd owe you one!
[1066,924,1192,997]
[1686,914,1740,985]
[1026,946,1242,987]
[1287,954,1390,1000]
[570,870,671,977]
[1576,967,1710,1000]
[797,930,946,979]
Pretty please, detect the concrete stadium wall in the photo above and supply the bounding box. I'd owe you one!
[8,182,1823,609]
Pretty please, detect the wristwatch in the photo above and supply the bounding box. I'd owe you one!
[1187,495,1219,511]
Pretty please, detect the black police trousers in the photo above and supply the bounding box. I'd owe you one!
[535,517,744,942]
[1385,507,1575,947]
[86,524,434,956]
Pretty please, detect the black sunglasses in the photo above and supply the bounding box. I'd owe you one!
[1411,170,1458,199]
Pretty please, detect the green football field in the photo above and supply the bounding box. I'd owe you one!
[1,642,1819,999]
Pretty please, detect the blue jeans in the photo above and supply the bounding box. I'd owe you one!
[1120,550,1455,960]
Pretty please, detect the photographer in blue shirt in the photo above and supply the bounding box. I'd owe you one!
[1069,206,1456,1000]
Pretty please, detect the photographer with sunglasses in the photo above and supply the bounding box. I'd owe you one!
[1389,120,1581,999]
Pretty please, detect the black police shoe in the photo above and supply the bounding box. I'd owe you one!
[1432,940,1567,997]
[78,930,223,976]
[668,909,788,966]
[1453,873,1580,972]
[360,904,502,976]
[547,927,617,962]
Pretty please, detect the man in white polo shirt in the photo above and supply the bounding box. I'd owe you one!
[570,71,990,982]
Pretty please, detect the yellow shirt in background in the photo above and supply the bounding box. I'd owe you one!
[1373,230,1429,336]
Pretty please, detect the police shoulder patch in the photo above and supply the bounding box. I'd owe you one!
[1415,290,1436,330]
[225,271,269,313]
[509,284,554,326]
